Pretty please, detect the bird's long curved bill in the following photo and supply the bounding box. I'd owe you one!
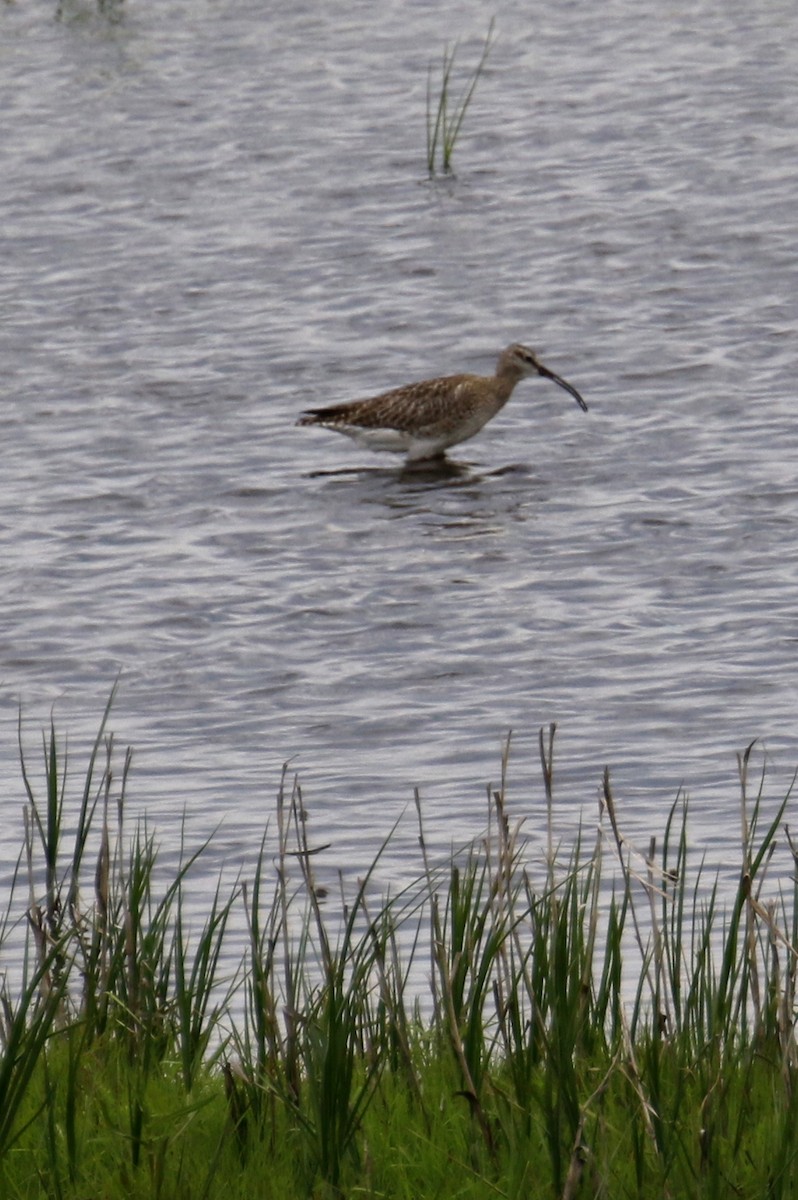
[539,364,588,412]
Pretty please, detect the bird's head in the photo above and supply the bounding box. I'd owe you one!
[498,343,588,412]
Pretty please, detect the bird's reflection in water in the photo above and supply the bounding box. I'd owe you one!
[302,455,544,540]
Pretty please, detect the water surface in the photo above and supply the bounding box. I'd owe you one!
[2,0,797,919]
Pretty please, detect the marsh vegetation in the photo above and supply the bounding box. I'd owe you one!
[2,700,798,1198]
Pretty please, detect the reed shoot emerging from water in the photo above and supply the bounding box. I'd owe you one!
[426,20,495,177]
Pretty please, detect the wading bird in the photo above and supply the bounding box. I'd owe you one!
[296,343,588,463]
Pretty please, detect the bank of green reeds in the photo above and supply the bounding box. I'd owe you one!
[2,701,798,1198]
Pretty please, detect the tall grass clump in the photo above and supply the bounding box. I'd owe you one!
[3,698,798,1198]
[426,19,495,177]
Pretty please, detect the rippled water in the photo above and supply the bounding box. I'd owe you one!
[2,0,797,919]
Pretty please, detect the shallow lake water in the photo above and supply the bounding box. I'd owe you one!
[2,0,797,945]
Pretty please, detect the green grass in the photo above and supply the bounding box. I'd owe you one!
[2,703,798,1198]
[426,21,495,177]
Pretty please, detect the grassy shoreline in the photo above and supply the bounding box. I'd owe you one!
[2,700,798,1198]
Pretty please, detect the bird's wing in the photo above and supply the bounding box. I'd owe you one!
[325,375,481,431]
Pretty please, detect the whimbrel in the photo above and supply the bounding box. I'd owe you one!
[296,343,587,463]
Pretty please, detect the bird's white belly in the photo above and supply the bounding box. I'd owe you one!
[341,425,416,454]
[329,401,498,461]
[339,424,449,460]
